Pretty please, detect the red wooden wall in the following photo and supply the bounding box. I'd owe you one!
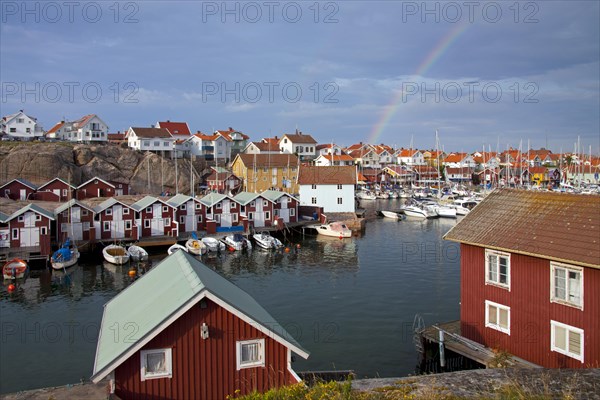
[460,244,600,368]
[115,298,297,400]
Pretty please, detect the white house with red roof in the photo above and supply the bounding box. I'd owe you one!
[215,128,250,161]
[396,148,425,166]
[314,154,355,166]
[278,131,318,161]
[156,121,192,140]
[45,120,71,140]
[1,110,44,139]
[243,141,280,154]
[187,132,228,160]
[126,127,175,155]
[68,114,108,142]
[316,143,345,157]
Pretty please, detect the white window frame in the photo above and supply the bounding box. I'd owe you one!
[35,214,41,221]
[216,203,222,210]
[337,184,343,190]
[162,205,168,213]
[197,215,203,223]
[12,229,18,240]
[195,203,201,210]
[145,206,152,213]
[106,208,113,216]
[164,218,171,226]
[485,300,510,335]
[144,219,150,228]
[485,249,511,290]
[140,348,173,381]
[232,213,238,223]
[103,221,111,232]
[125,220,132,230]
[123,208,129,215]
[18,215,24,222]
[311,184,317,190]
[248,212,253,221]
[41,226,47,235]
[337,197,343,204]
[236,339,265,370]
[82,209,88,217]
[179,216,185,224]
[550,320,584,362]
[550,262,583,310]
[180,204,187,211]
[311,197,317,204]
[290,208,295,216]
[265,211,270,220]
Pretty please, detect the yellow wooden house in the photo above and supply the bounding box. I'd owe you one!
[231,153,300,194]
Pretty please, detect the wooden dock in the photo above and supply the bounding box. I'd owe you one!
[0,246,49,264]
[419,320,541,369]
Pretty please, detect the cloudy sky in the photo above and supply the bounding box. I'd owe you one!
[1,1,598,152]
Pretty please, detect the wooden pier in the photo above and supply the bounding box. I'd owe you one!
[418,320,541,372]
[0,246,49,264]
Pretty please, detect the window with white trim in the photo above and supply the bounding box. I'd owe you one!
[485,300,510,335]
[197,215,203,223]
[337,198,343,204]
[216,203,222,209]
[41,227,47,235]
[311,197,317,204]
[236,339,265,370]
[12,229,18,240]
[551,320,584,362]
[551,262,583,309]
[35,214,41,221]
[162,205,168,213]
[337,184,343,189]
[164,218,171,226]
[195,203,201,210]
[18,215,24,222]
[485,249,510,289]
[290,208,295,216]
[311,184,317,189]
[106,208,112,216]
[233,213,238,223]
[125,220,132,230]
[180,216,185,223]
[123,208,129,215]
[146,206,152,213]
[103,221,110,232]
[62,189,67,196]
[263,200,268,207]
[214,214,220,223]
[82,209,88,217]
[144,219,150,228]
[248,212,253,221]
[140,348,172,381]
[265,211,270,220]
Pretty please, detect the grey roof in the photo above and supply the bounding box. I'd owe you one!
[130,195,173,212]
[232,191,260,206]
[54,199,94,214]
[261,190,298,202]
[199,192,228,207]
[93,198,130,213]
[91,251,308,383]
[166,193,194,207]
[0,178,39,190]
[0,211,9,222]
[38,177,76,190]
[5,203,55,222]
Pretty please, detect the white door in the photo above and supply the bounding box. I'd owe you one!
[53,189,60,198]
[151,203,164,236]
[20,189,26,200]
[220,201,232,227]
[0,229,10,247]
[279,198,290,222]
[113,205,125,238]
[185,201,195,232]
[24,212,36,227]
[254,200,265,227]
[20,227,40,247]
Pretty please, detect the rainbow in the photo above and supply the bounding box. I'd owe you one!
[367,22,469,145]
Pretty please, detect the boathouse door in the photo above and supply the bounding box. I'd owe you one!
[113,205,125,238]
[70,207,83,240]
[220,201,232,227]
[279,197,290,222]
[20,189,27,200]
[254,200,265,227]
[151,203,164,236]
[20,212,40,246]
[185,201,195,232]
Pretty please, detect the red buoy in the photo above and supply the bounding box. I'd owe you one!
[7,284,16,293]
[284,247,290,253]
[229,246,235,252]
[128,269,136,278]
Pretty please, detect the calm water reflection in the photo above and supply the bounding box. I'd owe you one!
[0,199,461,394]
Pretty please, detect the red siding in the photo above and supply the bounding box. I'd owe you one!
[56,207,95,242]
[139,202,176,237]
[8,213,52,255]
[98,205,137,240]
[1,181,35,200]
[460,244,600,368]
[115,298,297,400]
[37,181,74,201]
[77,181,115,199]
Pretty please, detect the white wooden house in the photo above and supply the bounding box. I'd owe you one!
[126,127,175,156]
[1,110,44,139]
[297,166,357,213]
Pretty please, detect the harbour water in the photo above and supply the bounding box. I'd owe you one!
[0,200,461,394]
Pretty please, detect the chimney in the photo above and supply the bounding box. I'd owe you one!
[151,124,155,128]
[229,127,233,131]
[275,135,278,140]
[167,120,170,122]
[19,109,23,113]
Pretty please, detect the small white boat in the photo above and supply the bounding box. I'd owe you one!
[51,238,79,270]
[223,233,252,251]
[388,191,399,199]
[376,191,390,199]
[202,237,225,252]
[127,244,148,261]
[402,205,437,219]
[167,243,188,255]
[381,210,403,220]
[103,244,129,265]
[253,231,283,249]
[317,222,352,238]
[185,238,207,255]
[356,190,376,200]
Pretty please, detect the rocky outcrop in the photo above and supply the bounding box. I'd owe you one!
[0,143,204,195]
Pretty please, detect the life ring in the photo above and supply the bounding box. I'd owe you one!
[192,241,200,249]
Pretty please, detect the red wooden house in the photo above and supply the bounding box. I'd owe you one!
[0,204,53,255]
[93,198,137,240]
[232,192,275,229]
[444,189,600,368]
[91,251,309,399]
[166,194,205,234]
[77,177,116,200]
[262,190,298,224]
[131,196,178,237]
[206,167,242,194]
[0,178,38,201]
[54,199,96,243]
[199,193,241,229]
[35,177,75,202]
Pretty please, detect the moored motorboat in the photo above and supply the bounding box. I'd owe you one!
[317,222,352,238]
[381,210,403,220]
[3,258,28,279]
[223,233,252,251]
[356,190,376,200]
[51,238,80,270]
[201,237,225,252]
[127,244,148,261]
[253,231,283,249]
[402,205,435,219]
[167,243,188,255]
[103,244,130,265]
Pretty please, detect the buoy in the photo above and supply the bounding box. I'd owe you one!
[7,284,16,292]
[229,246,235,252]
[339,236,343,239]
[128,269,136,278]
[284,247,290,253]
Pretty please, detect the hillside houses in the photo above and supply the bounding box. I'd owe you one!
[1,110,44,140]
